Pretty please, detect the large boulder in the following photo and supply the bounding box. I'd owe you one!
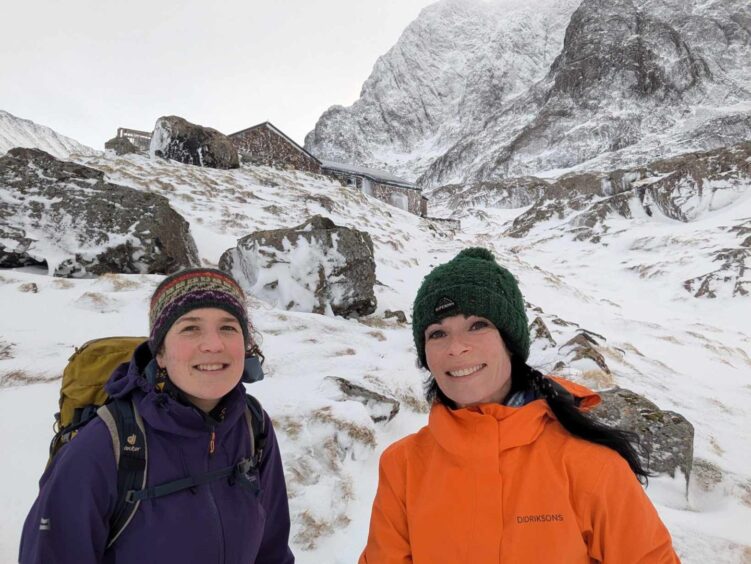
[104,136,138,156]
[150,116,239,169]
[590,387,694,489]
[219,215,376,317]
[0,148,199,276]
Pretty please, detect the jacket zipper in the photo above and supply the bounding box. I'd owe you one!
[205,423,225,563]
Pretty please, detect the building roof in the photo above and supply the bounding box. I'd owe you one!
[320,159,418,190]
[228,121,321,164]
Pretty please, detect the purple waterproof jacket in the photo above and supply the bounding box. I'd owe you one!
[19,343,294,563]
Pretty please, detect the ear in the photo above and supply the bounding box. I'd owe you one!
[155,350,165,368]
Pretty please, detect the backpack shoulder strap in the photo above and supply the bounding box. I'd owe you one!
[244,394,267,467]
[97,398,147,548]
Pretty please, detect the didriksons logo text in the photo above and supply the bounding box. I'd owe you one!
[516,514,564,524]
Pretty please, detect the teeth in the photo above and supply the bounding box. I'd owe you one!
[196,364,224,371]
[448,364,484,378]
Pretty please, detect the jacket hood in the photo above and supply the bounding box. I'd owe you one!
[550,376,601,410]
[104,341,248,439]
[428,377,600,459]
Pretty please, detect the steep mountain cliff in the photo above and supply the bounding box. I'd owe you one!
[306,0,751,188]
[305,0,580,180]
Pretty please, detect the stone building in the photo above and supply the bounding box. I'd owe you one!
[321,160,427,217]
[228,122,321,174]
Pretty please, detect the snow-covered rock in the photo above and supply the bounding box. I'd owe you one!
[150,115,239,169]
[0,148,199,276]
[219,215,377,317]
[0,109,97,159]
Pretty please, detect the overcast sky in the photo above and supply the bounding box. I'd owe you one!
[1,0,438,150]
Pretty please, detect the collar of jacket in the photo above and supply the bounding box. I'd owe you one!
[427,377,600,460]
[104,341,248,439]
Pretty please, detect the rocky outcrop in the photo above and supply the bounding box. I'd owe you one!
[327,377,400,423]
[104,136,138,156]
[495,142,751,297]
[558,332,612,376]
[219,215,377,317]
[150,116,239,169]
[426,177,550,214]
[683,236,750,298]
[591,387,695,488]
[529,316,557,351]
[0,148,199,276]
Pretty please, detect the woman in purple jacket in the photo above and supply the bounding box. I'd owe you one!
[20,268,295,563]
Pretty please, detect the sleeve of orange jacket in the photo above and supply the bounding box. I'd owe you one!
[359,444,413,564]
[585,454,680,563]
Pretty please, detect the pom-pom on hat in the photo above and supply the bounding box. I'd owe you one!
[412,247,529,367]
[149,268,249,354]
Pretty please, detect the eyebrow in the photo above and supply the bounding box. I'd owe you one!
[174,316,240,324]
[427,315,484,328]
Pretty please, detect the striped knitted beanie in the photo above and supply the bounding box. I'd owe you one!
[412,247,530,367]
[149,268,249,354]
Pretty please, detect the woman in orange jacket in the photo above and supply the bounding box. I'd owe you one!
[360,248,680,563]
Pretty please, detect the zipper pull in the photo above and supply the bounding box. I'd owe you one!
[209,430,216,455]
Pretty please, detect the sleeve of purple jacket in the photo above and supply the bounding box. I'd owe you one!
[255,411,295,564]
[19,418,118,564]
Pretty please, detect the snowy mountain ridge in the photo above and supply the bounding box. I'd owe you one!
[306,0,751,188]
[0,110,97,160]
[305,0,580,180]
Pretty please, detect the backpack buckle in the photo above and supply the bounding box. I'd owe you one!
[236,458,254,475]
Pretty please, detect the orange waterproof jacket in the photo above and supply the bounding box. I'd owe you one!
[360,379,679,563]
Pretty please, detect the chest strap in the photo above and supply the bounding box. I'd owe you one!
[125,458,260,502]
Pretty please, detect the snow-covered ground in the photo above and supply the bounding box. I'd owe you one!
[1,152,750,562]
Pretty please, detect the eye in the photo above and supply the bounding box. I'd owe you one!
[426,329,446,340]
[221,324,240,333]
[470,320,490,331]
[180,325,199,333]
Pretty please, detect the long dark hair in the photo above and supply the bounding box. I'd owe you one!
[424,356,650,484]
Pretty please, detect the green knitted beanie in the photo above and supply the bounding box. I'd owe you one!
[412,247,529,367]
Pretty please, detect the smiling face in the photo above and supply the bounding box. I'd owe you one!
[424,314,512,408]
[156,307,246,413]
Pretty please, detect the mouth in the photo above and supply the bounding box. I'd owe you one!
[446,364,485,378]
[193,363,230,372]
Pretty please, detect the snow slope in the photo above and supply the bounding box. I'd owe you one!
[0,152,749,562]
[0,110,98,159]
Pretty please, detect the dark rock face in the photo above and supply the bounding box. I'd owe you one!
[0,148,199,276]
[104,136,138,156]
[591,387,695,488]
[219,215,377,317]
[550,0,709,101]
[150,116,239,169]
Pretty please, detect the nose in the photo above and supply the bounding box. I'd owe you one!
[446,333,470,356]
[199,328,225,352]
